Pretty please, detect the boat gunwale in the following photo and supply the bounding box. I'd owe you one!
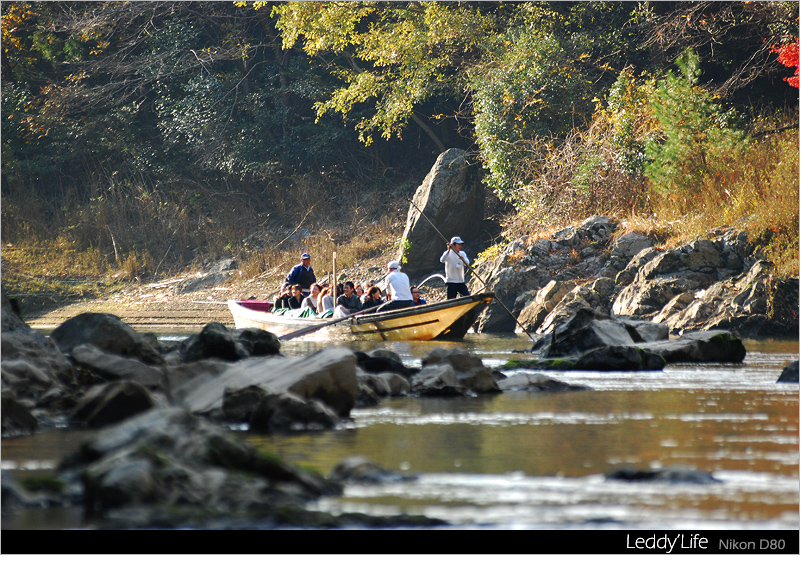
[228,292,494,327]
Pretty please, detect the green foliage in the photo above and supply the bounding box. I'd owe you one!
[274,1,496,147]
[644,49,747,204]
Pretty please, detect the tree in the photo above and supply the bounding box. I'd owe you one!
[273,1,500,152]
[644,48,747,202]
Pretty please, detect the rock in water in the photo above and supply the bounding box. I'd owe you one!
[777,360,799,383]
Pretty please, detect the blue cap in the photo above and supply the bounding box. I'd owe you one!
[301,253,310,259]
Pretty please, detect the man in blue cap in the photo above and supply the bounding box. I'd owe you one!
[284,253,316,296]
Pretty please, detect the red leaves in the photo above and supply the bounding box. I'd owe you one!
[770,38,799,88]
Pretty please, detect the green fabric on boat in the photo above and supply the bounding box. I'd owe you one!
[317,310,333,318]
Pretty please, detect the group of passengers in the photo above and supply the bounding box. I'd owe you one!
[273,236,470,318]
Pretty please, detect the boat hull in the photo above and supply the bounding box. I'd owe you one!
[227,293,494,341]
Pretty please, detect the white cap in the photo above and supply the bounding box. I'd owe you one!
[387,260,400,270]
[450,236,464,244]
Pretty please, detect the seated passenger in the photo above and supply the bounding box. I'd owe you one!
[302,283,321,311]
[287,284,304,309]
[361,285,385,311]
[411,286,427,305]
[319,284,334,312]
[273,284,292,311]
[335,281,362,318]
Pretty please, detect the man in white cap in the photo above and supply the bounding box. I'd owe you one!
[440,236,470,300]
[284,253,316,296]
[377,260,413,313]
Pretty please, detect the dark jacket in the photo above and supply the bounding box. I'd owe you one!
[361,296,384,311]
[285,264,316,290]
[337,294,362,313]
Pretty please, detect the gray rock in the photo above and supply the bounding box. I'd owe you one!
[69,380,156,428]
[419,348,502,394]
[62,407,339,519]
[1,390,39,436]
[510,345,666,371]
[210,258,238,272]
[50,313,163,365]
[612,231,654,260]
[516,280,577,333]
[222,385,268,422]
[2,297,74,382]
[398,148,486,280]
[532,307,637,357]
[777,361,799,383]
[617,319,670,342]
[172,271,233,294]
[249,392,340,432]
[176,347,358,419]
[637,330,746,363]
[179,322,250,362]
[607,465,720,484]
[497,372,590,392]
[329,456,416,484]
[70,344,165,387]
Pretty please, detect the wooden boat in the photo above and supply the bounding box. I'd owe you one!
[228,292,494,341]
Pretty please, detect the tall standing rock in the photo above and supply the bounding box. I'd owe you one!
[398,148,485,281]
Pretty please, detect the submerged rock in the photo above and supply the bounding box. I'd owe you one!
[329,456,417,484]
[606,465,720,484]
[497,372,590,392]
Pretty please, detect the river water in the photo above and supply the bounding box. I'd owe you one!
[0,335,799,531]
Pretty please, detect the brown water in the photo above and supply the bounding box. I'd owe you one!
[0,336,799,529]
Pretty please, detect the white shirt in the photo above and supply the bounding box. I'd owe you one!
[385,270,411,301]
[440,248,469,283]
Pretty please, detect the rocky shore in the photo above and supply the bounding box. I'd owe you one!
[1,199,799,529]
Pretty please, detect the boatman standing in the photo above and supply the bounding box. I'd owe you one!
[285,253,316,296]
[377,261,413,313]
[440,236,470,300]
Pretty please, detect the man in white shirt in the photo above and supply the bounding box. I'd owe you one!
[377,261,413,313]
[440,236,470,300]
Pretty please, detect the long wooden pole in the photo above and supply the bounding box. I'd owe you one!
[405,195,538,341]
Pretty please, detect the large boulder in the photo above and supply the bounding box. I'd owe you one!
[50,313,163,365]
[178,322,282,363]
[398,148,486,281]
[531,307,638,357]
[175,347,358,420]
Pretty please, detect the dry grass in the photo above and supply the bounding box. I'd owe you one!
[499,108,798,278]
